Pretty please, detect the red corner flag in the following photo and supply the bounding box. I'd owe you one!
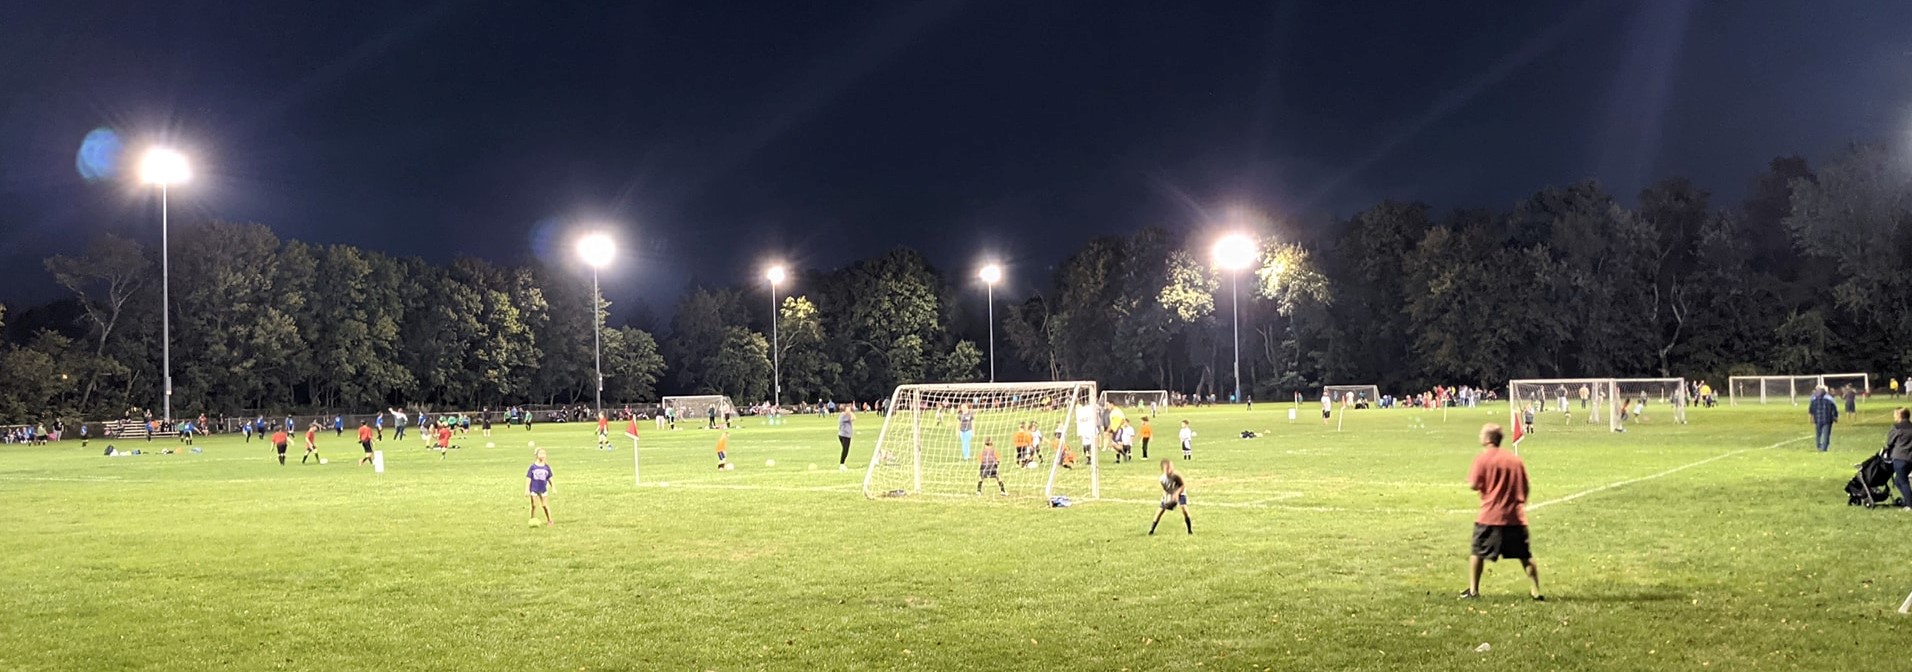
[1510,415,1526,447]
[625,419,641,440]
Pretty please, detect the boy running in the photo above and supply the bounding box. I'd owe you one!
[526,448,554,527]
[1462,423,1543,601]
[977,439,1005,495]
[357,420,375,466]
[302,421,321,464]
[1149,460,1192,535]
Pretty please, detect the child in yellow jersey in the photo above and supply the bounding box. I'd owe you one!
[1012,423,1034,467]
[715,431,731,470]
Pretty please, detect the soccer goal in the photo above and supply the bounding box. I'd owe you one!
[1727,375,1832,406]
[661,395,736,424]
[1508,379,1620,432]
[863,381,1100,501]
[1821,373,1872,398]
[1614,378,1688,424]
[1100,390,1169,413]
[1322,385,1381,409]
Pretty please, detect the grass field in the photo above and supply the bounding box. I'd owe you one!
[3,400,1907,670]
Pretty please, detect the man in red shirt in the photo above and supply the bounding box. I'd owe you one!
[1462,423,1543,601]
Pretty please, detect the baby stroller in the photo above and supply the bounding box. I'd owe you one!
[1846,447,1903,508]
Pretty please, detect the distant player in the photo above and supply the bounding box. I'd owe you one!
[1149,460,1191,535]
[956,403,976,460]
[437,424,453,459]
[976,439,1005,495]
[271,428,289,466]
[1055,430,1074,469]
[480,412,493,437]
[1113,422,1135,463]
[1555,385,1569,416]
[301,421,321,464]
[1178,420,1194,460]
[1138,417,1154,459]
[1461,423,1542,601]
[1012,422,1035,467]
[1074,400,1099,462]
[357,420,375,466]
[596,412,611,451]
[715,431,732,470]
[1320,392,1332,425]
[707,404,718,429]
[526,447,554,527]
[1521,403,1536,436]
[389,408,408,441]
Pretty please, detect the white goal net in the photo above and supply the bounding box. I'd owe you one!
[1322,385,1381,409]
[863,381,1100,501]
[1727,375,1868,406]
[1508,379,1620,433]
[1614,378,1688,425]
[661,395,736,426]
[1100,390,1168,414]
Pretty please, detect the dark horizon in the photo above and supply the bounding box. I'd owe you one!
[5,1,1910,310]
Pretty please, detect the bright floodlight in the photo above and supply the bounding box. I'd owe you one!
[1212,233,1257,271]
[767,265,786,284]
[979,264,1002,284]
[139,147,191,186]
[575,232,616,269]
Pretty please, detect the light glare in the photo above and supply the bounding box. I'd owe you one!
[979,264,1002,284]
[139,147,191,186]
[576,232,616,269]
[767,265,786,284]
[1211,234,1257,271]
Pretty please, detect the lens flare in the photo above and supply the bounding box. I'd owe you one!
[76,128,124,182]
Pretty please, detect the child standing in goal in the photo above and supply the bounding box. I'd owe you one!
[977,439,1005,495]
[1178,420,1195,460]
[1149,460,1192,535]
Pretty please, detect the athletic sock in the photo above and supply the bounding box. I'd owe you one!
[1184,518,1192,534]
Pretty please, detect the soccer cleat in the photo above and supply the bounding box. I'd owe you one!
[1458,590,1480,600]
[1531,594,1546,602]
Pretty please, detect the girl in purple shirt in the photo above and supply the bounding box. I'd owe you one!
[526,448,553,527]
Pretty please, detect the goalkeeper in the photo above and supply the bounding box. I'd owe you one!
[1149,459,1192,535]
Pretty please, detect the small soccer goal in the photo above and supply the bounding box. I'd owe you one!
[1100,390,1168,414]
[864,381,1100,501]
[1508,379,1620,433]
[661,395,737,425]
[1322,385,1381,409]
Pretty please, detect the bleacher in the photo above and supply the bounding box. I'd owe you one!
[101,419,179,440]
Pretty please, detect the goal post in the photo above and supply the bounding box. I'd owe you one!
[1727,375,1864,406]
[1100,390,1169,414]
[1614,378,1688,425]
[1508,379,1620,433]
[660,395,736,424]
[863,381,1100,501]
[1322,385,1381,409]
[1821,373,1872,399]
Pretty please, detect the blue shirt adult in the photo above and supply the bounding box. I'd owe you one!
[1808,391,1839,452]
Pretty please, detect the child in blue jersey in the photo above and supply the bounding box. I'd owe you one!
[526,448,554,526]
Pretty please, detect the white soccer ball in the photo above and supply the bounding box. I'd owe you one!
[485,442,496,448]
[527,441,537,449]
[659,481,670,487]
[319,458,328,465]
[765,459,776,467]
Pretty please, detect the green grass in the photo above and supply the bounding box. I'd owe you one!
[3,400,1908,670]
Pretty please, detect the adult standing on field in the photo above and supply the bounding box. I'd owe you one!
[1808,386,1839,452]
[389,408,408,441]
[1885,408,1912,508]
[1462,423,1542,601]
[1891,377,1901,398]
[837,405,855,471]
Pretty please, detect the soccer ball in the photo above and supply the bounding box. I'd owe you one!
[808,463,817,471]
[528,441,537,449]
[319,458,328,465]
[485,442,496,448]
[765,459,776,467]
[659,481,670,488]
[528,518,541,528]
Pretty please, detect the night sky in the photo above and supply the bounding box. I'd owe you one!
[4,1,1911,313]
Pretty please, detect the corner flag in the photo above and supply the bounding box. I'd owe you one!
[1510,415,1526,451]
[625,419,641,440]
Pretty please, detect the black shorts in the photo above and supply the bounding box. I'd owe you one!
[275,442,287,454]
[1471,523,1531,561]
[1321,410,1331,419]
[979,464,999,479]
[361,440,373,453]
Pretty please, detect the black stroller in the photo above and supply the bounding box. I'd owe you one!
[1846,447,1903,508]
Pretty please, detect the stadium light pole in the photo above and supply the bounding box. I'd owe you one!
[139,147,191,424]
[576,232,616,420]
[979,264,1002,382]
[1212,234,1257,406]
[766,265,785,408]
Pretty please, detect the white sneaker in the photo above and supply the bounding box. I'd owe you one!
[838,464,848,472]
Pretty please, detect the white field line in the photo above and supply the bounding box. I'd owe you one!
[1527,435,1809,512]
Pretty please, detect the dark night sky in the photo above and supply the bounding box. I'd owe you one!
[4,1,1911,314]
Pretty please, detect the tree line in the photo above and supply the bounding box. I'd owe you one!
[3,143,1908,421]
